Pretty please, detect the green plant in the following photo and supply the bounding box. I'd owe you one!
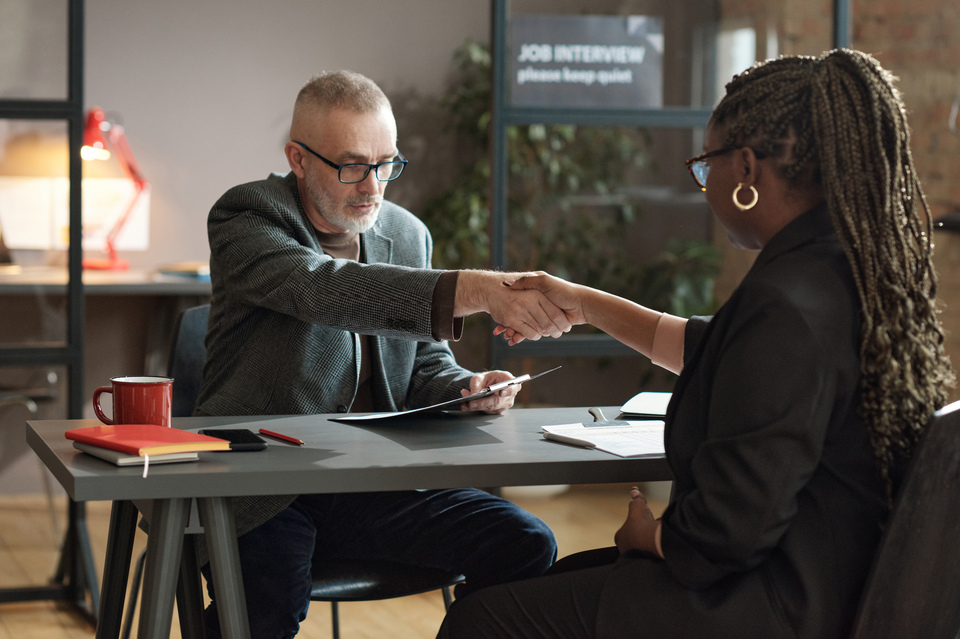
[421,39,720,317]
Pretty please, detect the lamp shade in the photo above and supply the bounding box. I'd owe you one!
[81,108,112,161]
[80,107,150,270]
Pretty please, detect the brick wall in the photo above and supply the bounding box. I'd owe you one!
[855,0,960,400]
[713,0,960,401]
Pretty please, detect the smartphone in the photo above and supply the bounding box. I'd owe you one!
[198,428,267,451]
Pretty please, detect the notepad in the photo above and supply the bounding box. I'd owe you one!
[65,423,230,456]
[620,391,671,418]
[73,441,199,466]
[541,421,665,458]
[65,423,230,478]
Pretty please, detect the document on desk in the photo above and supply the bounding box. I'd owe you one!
[331,366,561,422]
[541,421,665,458]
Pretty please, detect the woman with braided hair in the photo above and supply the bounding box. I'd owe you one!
[438,49,955,639]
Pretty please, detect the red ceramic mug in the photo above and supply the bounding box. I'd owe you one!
[92,376,174,428]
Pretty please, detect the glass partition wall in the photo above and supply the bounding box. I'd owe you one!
[0,0,97,622]
[489,0,846,406]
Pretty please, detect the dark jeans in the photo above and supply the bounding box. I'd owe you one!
[200,488,557,639]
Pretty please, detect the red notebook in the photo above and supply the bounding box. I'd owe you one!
[65,424,231,456]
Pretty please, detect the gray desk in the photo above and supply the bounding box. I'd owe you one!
[28,406,671,639]
[0,265,212,296]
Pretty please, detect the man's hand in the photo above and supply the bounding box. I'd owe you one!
[614,486,664,558]
[494,273,587,345]
[454,271,572,342]
[459,370,519,414]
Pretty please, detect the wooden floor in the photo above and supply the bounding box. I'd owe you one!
[0,483,670,638]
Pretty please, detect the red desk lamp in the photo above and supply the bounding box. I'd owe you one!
[81,107,148,270]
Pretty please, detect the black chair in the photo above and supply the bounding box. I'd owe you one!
[121,304,211,639]
[166,304,211,419]
[310,559,460,639]
[123,303,462,638]
[849,400,960,638]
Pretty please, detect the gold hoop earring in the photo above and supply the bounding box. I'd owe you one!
[732,183,758,211]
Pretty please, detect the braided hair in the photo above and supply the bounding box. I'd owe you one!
[711,49,956,496]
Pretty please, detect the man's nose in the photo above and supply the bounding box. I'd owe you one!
[356,168,381,194]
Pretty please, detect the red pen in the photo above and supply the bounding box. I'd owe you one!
[259,428,305,446]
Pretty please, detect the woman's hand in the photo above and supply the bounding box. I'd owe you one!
[494,273,585,345]
[614,486,664,558]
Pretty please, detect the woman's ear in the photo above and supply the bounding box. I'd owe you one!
[732,146,761,187]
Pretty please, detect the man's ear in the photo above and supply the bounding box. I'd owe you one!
[732,146,761,186]
[285,141,306,178]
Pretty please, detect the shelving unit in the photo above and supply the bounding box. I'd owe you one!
[488,0,851,369]
[0,0,98,623]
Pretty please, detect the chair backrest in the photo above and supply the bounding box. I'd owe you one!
[166,304,210,418]
[850,400,960,639]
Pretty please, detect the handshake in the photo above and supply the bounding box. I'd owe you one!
[454,270,591,345]
[453,269,671,412]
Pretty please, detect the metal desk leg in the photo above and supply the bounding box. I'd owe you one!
[137,498,190,639]
[95,500,139,639]
[176,535,206,639]
[197,496,250,639]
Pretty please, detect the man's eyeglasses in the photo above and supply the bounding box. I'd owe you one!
[684,147,735,190]
[294,141,407,184]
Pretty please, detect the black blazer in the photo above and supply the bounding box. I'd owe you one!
[597,205,888,639]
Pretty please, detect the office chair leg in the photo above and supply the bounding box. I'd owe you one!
[327,586,454,638]
[331,601,341,639]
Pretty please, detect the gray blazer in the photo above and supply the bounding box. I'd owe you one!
[194,172,473,550]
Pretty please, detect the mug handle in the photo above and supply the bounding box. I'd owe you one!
[92,386,115,425]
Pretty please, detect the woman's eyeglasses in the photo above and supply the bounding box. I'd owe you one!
[684,147,735,190]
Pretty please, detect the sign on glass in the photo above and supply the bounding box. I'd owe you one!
[510,14,664,109]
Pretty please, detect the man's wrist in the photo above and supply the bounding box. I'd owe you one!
[453,270,494,317]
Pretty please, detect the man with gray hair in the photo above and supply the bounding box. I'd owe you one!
[194,70,567,637]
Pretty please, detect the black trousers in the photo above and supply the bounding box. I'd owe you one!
[437,547,620,639]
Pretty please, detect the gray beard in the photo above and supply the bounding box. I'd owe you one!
[318,198,380,233]
[309,180,381,233]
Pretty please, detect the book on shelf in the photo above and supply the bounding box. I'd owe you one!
[541,420,665,458]
[156,261,211,281]
[72,441,199,466]
[65,423,230,456]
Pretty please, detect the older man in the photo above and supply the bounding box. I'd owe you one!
[194,70,567,637]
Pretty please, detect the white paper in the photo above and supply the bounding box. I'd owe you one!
[620,391,671,417]
[541,420,665,458]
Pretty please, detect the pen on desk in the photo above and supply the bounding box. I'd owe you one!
[258,428,305,446]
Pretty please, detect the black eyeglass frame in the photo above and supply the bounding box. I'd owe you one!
[684,147,736,190]
[294,141,408,184]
